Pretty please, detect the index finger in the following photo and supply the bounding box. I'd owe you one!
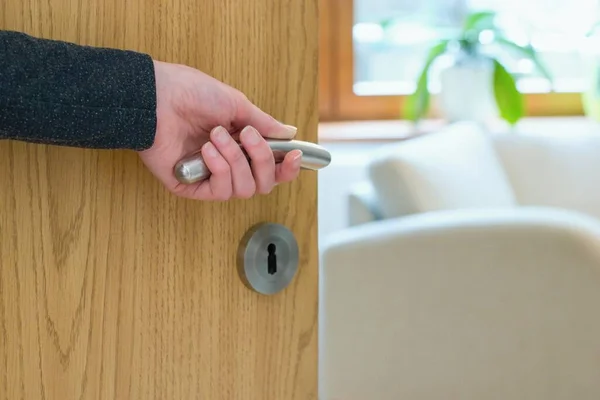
[232,94,297,139]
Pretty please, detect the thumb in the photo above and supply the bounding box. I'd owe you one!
[233,95,297,139]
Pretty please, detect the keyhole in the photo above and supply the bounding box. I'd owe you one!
[267,243,277,275]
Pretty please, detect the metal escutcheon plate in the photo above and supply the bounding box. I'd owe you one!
[237,222,299,295]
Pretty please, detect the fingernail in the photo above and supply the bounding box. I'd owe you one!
[292,150,303,166]
[203,142,218,157]
[212,126,229,144]
[242,126,261,145]
[283,124,298,135]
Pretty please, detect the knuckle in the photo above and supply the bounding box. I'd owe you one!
[237,192,253,200]
[277,174,292,184]
[257,183,274,194]
[231,90,249,118]
[235,90,249,103]
[230,149,248,166]
[215,190,232,201]
[170,185,185,196]
[237,184,256,199]
[249,147,273,163]
[212,162,231,175]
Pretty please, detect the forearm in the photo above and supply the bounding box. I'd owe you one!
[0,30,157,150]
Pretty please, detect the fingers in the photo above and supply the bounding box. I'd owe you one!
[232,93,298,140]
[200,141,232,200]
[210,126,256,198]
[276,150,303,184]
[240,126,275,194]
[180,126,302,201]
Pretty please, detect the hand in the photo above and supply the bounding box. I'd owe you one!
[138,60,303,200]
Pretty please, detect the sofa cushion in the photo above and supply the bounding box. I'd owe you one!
[494,131,600,219]
[368,122,517,218]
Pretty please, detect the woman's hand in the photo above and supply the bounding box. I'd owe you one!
[138,60,302,200]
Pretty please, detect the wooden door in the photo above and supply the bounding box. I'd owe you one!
[0,1,319,399]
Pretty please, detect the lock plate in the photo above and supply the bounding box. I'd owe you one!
[237,223,299,295]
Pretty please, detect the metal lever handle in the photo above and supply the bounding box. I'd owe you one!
[174,139,332,184]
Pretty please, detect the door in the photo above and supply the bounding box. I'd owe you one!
[0,1,319,399]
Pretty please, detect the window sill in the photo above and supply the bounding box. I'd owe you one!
[317,119,445,142]
[318,116,598,143]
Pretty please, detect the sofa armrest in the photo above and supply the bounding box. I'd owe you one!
[347,181,383,226]
[319,207,600,400]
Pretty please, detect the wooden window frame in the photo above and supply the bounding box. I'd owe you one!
[319,0,584,122]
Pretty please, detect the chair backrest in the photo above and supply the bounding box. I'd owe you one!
[320,208,600,399]
[365,122,600,221]
[492,131,600,219]
[367,122,516,219]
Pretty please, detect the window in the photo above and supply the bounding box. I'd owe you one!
[320,0,597,121]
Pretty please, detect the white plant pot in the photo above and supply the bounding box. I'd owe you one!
[438,56,498,123]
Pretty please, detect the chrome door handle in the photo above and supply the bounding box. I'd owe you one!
[174,139,332,184]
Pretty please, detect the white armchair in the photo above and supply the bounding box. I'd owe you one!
[319,122,600,399]
[347,122,600,225]
[320,207,600,399]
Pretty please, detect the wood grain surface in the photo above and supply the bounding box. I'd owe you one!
[0,1,319,399]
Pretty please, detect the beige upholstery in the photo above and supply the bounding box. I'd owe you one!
[494,132,600,219]
[348,123,600,226]
[324,124,600,398]
[367,122,517,220]
[320,207,600,400]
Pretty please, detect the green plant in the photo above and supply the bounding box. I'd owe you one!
[403,11,553,125]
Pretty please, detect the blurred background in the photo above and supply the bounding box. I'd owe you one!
[353,0,594,97]
[317,3,600,398]
[318,0,600,400]
[317,0,600,241]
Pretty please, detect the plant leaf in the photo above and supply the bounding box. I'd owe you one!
[493,59,524,125]
[587,21,600,36]
[404,40,449,121]
[495,36,553,84]
[463,11,496,33]
[379,17,395,30]
[404,68,430,121]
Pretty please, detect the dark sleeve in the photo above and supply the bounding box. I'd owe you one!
[0,30,157,151]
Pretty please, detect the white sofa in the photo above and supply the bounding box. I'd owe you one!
[319,122,600,399]
[346,122,600,226]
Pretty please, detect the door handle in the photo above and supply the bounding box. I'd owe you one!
[174,139,332,184]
